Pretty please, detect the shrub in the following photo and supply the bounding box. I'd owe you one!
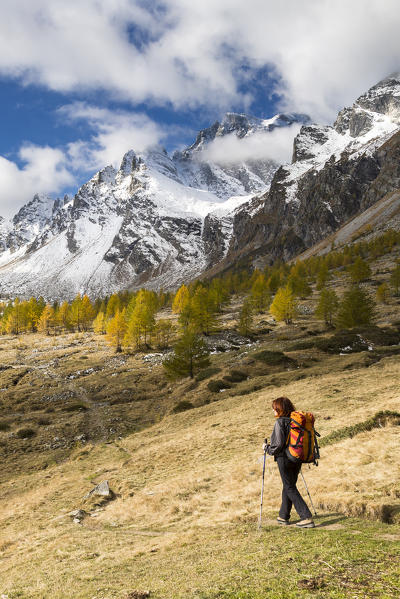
[315,331,369,354]
[320,411,400,446]
[235,384,263,396]
[109,396,135,405]
[223,369,248,383]
[16,427,36,439]
[172,400,194,413]
[0,421,10,432]
[253,350,295,366]
[207,379,232,393]
[287,339,320,351]
[355,326,400,346]
[37,418,51,426]
[184,381,198,392]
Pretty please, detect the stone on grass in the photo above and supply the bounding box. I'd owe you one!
[83,480,111,499]
[68,509,87,523]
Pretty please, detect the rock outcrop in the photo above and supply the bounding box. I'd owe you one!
[213,75,400,271]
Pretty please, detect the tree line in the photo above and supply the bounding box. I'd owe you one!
[1,227,399,379]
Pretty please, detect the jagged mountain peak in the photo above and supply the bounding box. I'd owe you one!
[366,72,400,94]
[2,75,400,299]
[182,111,310,154]
[333,74,400,138]
[13,192,54,223]
[291,73,400,168]
[95,165,117,185]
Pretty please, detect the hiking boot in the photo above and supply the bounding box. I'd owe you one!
[277,517,289,525]
[296,519,315,528]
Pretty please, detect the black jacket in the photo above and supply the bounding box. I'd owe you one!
[266,417,290,460]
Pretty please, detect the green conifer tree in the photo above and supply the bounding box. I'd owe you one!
[315,288,339,326]
[238,298,253,336]
[287,273,312,298]
[250,274,270,312]
[316,263,330,290]
[163,329,210,379]
[267,271,281,293]
[390,262,400,296]
[336,286,376,328]
[154,319,175,349]
[376,283,390,304]
[347,256,372,283]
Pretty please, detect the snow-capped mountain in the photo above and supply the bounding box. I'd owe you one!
[1,74,400,299]
[0,112,306,298]
[173,112,310,199]
[215,74,400,271]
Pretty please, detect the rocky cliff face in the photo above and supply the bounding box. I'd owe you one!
[173,112,310,200]
[215,75,400,270]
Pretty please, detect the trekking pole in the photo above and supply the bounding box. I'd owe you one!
[300,470,317,516]
[258,438,268,531]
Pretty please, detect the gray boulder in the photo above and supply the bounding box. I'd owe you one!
[83,480,111,499]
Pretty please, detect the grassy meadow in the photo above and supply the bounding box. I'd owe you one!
[0,246,400,598]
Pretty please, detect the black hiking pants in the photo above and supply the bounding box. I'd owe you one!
[276,456,312,520]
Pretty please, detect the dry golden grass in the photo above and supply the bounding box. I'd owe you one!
[1,251,400,597]
[0,350,399,597]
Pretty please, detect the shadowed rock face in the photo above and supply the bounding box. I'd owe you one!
[202,75,400,273]
[219,129,400,269]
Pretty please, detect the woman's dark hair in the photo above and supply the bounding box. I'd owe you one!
[272,396,295,417]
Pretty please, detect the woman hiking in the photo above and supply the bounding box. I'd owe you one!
[264,396,315,528]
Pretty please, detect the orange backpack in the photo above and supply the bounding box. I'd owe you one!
[286,411,320,465]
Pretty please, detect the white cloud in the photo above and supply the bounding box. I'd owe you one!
[60,103,165,170]
[199,124,302,165]
[0,104,164,218]
[1,1,399,216]
[0,1,399,118]
[0,145,74,218]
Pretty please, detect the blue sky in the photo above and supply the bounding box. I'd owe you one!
[0,0,399,218]
[0,69,278,160]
